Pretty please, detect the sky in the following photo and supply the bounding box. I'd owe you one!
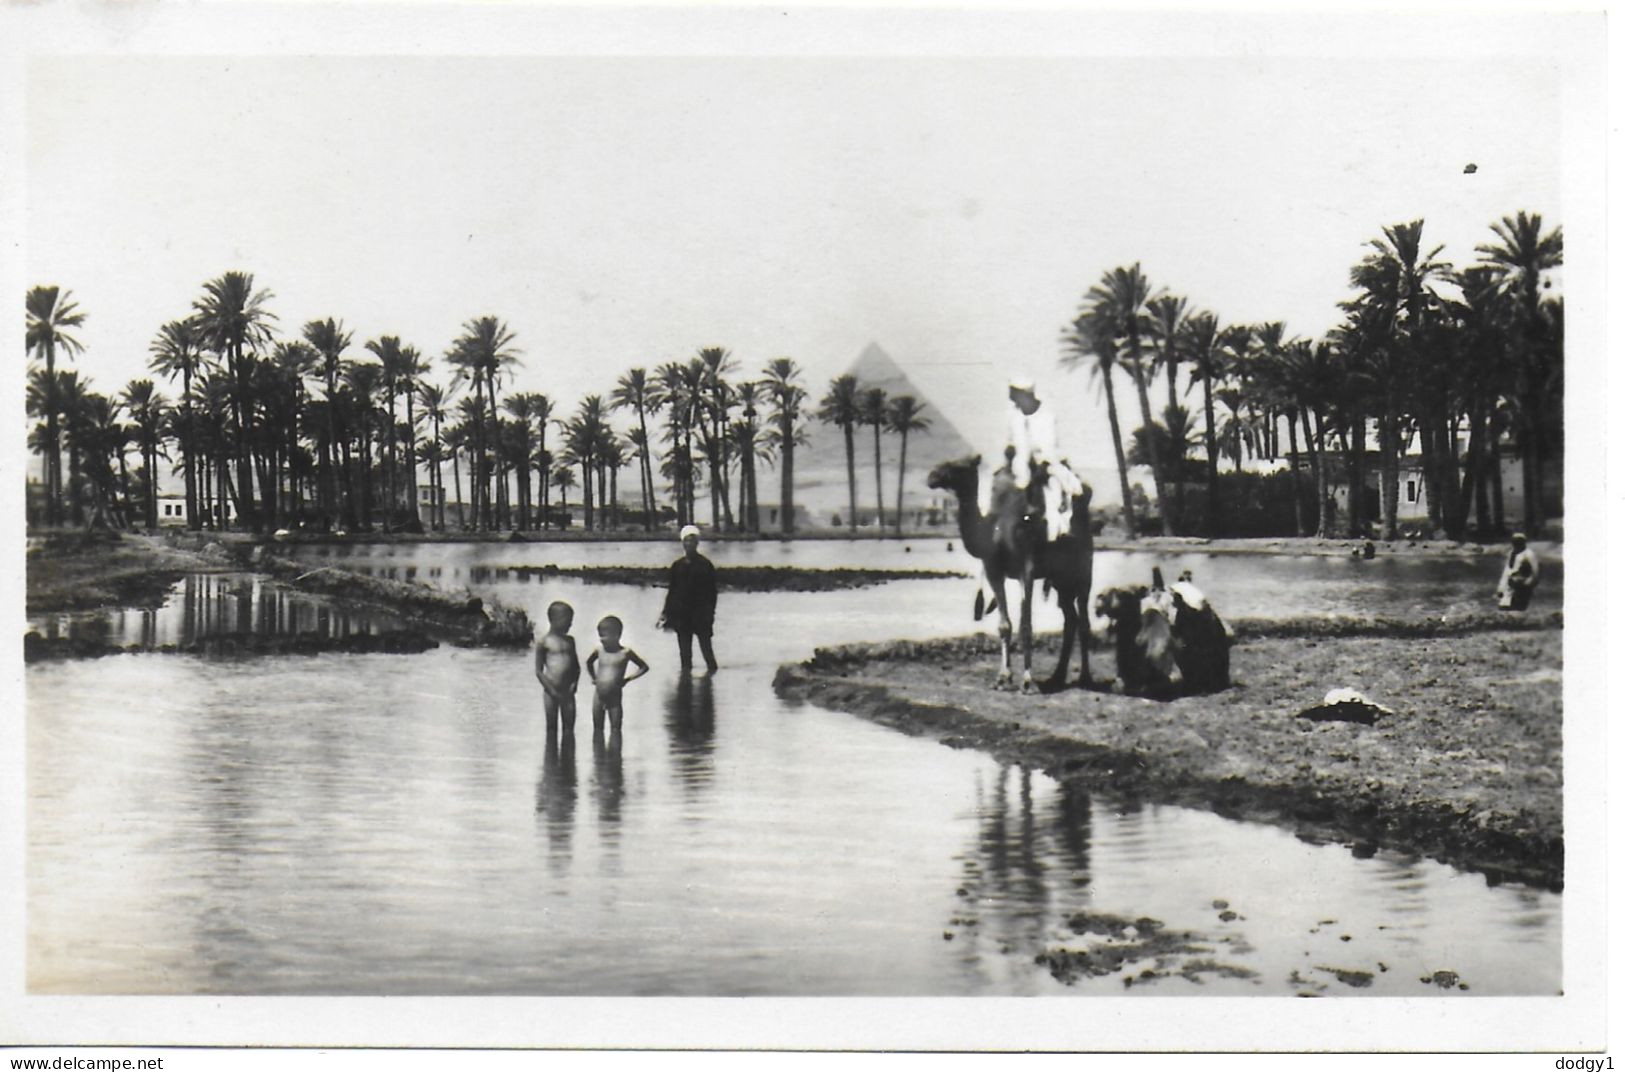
[25,49,1564,502]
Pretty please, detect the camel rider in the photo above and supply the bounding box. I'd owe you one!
[1005,376,1085,543]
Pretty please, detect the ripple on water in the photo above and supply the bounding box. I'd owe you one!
[27,544,1561,995]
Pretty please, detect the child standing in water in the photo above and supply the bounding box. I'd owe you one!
[585,615,650,734]
[535,600,581,734]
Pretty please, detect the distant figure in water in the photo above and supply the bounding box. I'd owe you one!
[1496,533,1541,611]
[586,615,650,735]
[535,600,581,734]
[658,525,720,676]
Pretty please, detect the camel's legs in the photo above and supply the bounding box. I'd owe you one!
[1019,568,1036,693]
[1075,593,1093,685]
[991,572,1014,690]
[1045,588,1076,692]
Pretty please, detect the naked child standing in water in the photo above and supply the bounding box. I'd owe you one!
[585,615,650,735]
[535,600,581,734]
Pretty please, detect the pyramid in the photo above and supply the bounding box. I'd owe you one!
[786,342,977,526]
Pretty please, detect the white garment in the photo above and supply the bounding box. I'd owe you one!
[1006,399,1083,540]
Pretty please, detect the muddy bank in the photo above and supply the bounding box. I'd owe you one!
[489,563,966,591]
[234,545,532,647]
[23,629,438,662]
[25,531,235,615]
[26,531,533,650]
[774,615,1563,890]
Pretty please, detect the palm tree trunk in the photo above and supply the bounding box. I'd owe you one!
[1349,411,1367,538]
[781,424,796,536]
[843,424,857,535]
[1312,409,1334,537]
[1125,349,1170,536]
[1380,402,1400,541]
[451,445,464,530]
[1102,375,1136,539]
[871,423,885,531]
[1201,372,1219,537]
[895,429,909,534]
[1286,411,1306,538]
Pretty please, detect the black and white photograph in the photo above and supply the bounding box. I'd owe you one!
[2,3,1611,1060]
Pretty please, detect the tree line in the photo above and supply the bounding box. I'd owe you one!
[24,274,940,537]
[1060,210,1562,541]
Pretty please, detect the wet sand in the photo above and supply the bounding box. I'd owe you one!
[774,615,1563,890]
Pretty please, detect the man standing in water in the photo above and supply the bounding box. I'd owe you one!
[1496,532,1541,610]
[657,524,719,676]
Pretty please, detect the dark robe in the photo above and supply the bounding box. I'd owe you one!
[661,553,718,636]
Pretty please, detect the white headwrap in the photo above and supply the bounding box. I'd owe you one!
[679,525,701,541]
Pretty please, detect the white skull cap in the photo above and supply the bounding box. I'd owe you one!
[679,525,701,541]
[1008,375,1035,392]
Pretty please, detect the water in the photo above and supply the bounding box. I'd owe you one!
[25,541,1561,995]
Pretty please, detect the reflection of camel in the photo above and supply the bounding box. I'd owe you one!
[928,455,1094,692]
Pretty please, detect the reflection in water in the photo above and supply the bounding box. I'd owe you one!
[664,677,716,799]
[30,573,404,650]
[592,729,626,867]
[27,543,1563,996]
[535,733,578,875]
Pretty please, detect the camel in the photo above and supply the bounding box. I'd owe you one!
[1095,569,1232,698]
[927,454,1094,693]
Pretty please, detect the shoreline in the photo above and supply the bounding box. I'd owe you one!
[147,526,1561,562]
[773,617,1563,891]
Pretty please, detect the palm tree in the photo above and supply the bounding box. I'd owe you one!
[857,386,889,530]
[303,318,354,528]
[761,357,807,535]
[1448,266,1513,537]
[1085,264,1170,535]
[268,340,320,522]
[1146,294,1189,531]
[611,367,659,530]
[343,359,384,529]
[443,419,469,530]
[26,286,87,526]
[697,347,737,530]
[148,318,206,529]
[121,380,168,528]
[396,345,430,526]
[1060,307,1136,537]
[732,380,764,533]
[1343,220,1451,539]
[529,394,555,530]
[192,272,277,530]
[651,360,702,525]
[552,464,576,522]
[503,393,546,531]
[886,394,931,534]
[1179,314,1234,536]
[450,317,521,530]
[365,335,408,520]
[1476,211,1563,537]
[417,381,452,531]
[561,395,606,531]
[817,374,862,534]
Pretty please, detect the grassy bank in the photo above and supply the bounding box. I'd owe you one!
[774,614,1563,890]
[25,531,235,615]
